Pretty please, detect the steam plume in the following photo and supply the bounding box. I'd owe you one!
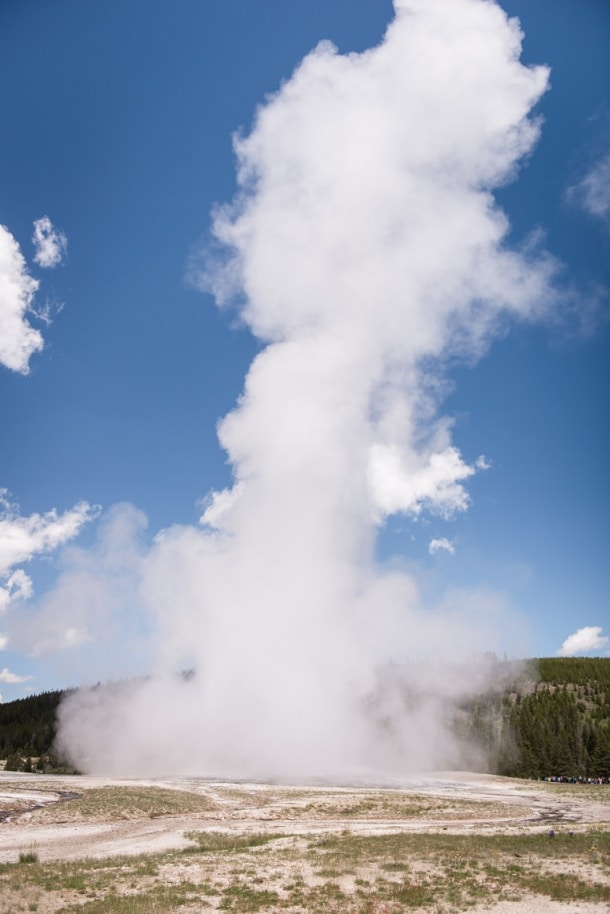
[57,0,556,777]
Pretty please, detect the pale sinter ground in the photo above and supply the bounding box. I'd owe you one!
[0,770,608,913]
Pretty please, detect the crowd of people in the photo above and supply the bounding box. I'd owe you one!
[541,775,609,784]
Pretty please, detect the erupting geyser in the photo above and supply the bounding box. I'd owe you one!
[57,0,557,778]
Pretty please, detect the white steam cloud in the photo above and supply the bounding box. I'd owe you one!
[57,0,556,778]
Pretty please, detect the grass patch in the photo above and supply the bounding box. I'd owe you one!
[309,827,610,867]
[380,860,409,872]
[34,786,216,823]
[183,830,282,853]
[55,885,206,913]
[18,850,39,864]
[220,883,280,911]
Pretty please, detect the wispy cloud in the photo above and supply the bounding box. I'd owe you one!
[19,504,148,675]
[429,537,455,556]
[556,625,608,657]
[0,667,32,684]
[32,216,68,268]
[567,153,610,221]
[0,490,99,612]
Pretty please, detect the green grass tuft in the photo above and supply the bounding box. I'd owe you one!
[18,850,39,865]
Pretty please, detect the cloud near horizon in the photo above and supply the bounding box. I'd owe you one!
[556,626,608,657]
[23,504,149,674]
[0,667,32,684]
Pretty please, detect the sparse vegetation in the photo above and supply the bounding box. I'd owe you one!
[1,826,608,912]
[183,831,282,853]
[34,786,216,823]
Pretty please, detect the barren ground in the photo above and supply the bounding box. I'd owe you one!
[0,770,608,913]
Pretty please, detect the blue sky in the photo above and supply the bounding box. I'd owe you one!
[0,0,608,705]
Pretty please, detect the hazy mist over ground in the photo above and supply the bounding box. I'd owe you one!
[56,0,557,778]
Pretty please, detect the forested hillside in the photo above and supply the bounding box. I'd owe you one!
[0,689,68,772]
[461,657,610,779]
[0,659,608,778]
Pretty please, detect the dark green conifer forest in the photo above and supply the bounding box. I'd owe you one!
[0,690,66,771]
[460,658,610,779]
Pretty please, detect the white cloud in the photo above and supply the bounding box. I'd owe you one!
[0,667,32,684]
[32,216,68,268]
[556,626,608,657]
[0,223,43,373]
[0,490,99,612]
[0,569,33,612]
[429,537,455,555]
[0,215,68,373]
[567,153,610,220]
